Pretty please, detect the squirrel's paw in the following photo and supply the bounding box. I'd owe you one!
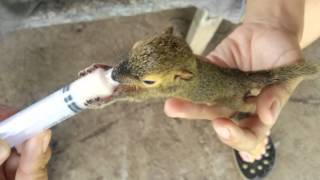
[84,96,113,109]
[78,63,111,77]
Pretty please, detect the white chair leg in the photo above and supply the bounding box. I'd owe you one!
[186,8,222,55]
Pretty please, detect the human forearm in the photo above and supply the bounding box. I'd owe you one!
[244,0,305,40]
[300,0,320,48]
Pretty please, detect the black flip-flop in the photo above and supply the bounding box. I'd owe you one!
[233,137,276,179]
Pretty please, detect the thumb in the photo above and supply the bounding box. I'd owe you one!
[0,139,10,165]
[257,78,302,127]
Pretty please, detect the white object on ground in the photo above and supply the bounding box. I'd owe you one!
[0,68,119,147]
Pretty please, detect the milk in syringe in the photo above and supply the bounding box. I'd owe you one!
[0,68,118,147]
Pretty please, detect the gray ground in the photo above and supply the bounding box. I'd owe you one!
[0,8,319,180]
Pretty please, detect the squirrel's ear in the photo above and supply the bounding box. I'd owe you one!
[162,27,174,35]
[174,69,193,80]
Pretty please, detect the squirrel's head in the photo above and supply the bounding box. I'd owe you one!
[111,28,197,100]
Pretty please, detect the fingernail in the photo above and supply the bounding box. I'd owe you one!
[42,132,51,153]
[270,100,280,123]
[240,151,254,162]
[164,106,181,118]
[214,127,230,139]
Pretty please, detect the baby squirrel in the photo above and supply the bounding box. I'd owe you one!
[82,28,319,113]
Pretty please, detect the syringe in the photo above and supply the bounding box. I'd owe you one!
[0,68,118,147]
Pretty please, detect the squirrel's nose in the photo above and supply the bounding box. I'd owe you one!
[112,60,131,82]
[111,69,118,81]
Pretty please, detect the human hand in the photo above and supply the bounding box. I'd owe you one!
[0,105,51,180]
[165,22,303,162]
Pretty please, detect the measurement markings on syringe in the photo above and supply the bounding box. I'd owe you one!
[62,85,82,113]
[62,84,70,93]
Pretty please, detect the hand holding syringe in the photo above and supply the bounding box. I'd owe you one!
[0,67,119,147]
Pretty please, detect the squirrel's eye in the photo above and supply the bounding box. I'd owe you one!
[143,80,156,85]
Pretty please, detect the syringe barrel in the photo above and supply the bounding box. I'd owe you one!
[0,68,118,147]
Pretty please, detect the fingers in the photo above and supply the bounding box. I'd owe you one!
[212,79,301,162]
[164,98,270,161]
[0,140,10,165]
[256,79,302,127]
[164,78,301,163]
[212,116,269,162]
[239,137,268,162]
[213,118,256,150]
[164,98,234,120]
[15,130,52,180]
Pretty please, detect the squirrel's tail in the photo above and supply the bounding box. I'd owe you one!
[247,61,319,85]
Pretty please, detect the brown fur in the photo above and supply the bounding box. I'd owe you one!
[108,28,319,112]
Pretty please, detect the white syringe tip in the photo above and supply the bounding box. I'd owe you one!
[105,68,119,86]
[71,68,119,108]
[0,68,120,147]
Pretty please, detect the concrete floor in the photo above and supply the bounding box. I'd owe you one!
[0,8,319,180]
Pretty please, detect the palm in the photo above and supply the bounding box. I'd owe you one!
[203,23,304,159]
[207,23,302,71]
